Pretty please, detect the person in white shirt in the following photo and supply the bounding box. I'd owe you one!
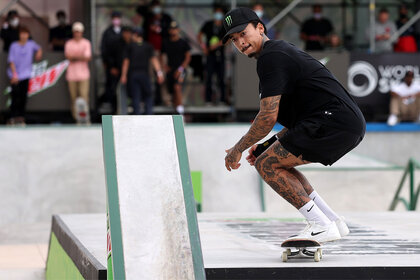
[387,71,420,126]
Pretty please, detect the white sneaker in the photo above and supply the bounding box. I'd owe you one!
[286,221,341,243]
[335,217,350,237]
[387,114,398,126]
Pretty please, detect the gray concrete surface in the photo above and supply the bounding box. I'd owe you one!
[49,213,420,273]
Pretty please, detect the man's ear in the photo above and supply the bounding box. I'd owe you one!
[257,22,265,34]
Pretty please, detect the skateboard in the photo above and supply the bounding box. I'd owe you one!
[281,239,322,262]
[74,97,90,124]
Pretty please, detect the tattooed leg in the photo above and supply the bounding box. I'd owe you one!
[254,141,311,209]
[288,168,314,196]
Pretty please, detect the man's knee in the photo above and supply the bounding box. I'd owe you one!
[254,154,266,175]
[254,153,288,178]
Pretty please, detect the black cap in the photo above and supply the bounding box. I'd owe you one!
[111,11,122,18]
[222,7,262,44]
[133,27,144,36]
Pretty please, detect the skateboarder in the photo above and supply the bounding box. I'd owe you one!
[223,8,365,243]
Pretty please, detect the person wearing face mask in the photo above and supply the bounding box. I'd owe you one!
[197,5,227,104]
[1,10,21,52]
[365,8,397,53]
[49,10,72,52]
[300,4,333,51]
[252,3,276,40]
[136,0,172,106]
[99,11,125,114]
[138,0,172,52]
[161,21,191,115]
[394,3,417,53]
[65,22,92,124]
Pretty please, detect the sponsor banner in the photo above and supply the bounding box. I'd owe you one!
[28,60,69,96]
[348,53,420,118]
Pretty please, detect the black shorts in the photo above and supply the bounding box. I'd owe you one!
[279,101,366,166]
[166,70,185,94]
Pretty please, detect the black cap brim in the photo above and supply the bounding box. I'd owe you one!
[222,22,249,44]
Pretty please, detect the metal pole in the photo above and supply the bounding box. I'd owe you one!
[388,9,420,44]
[231,0,236,10]
[266,0,303,30]
[369,0,375,52]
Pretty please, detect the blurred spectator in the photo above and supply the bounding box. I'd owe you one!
[100,11,123,114]
[1,10,20,52]
[161,21,191,115]
[138,0,172,52]
[121,26,133,45]
[326,33,344,51]
[394,3,417,53]
[252,3,276,40]
[367,8,396,53]
[64,22,92,124]
[7,26,42,125]
[197,5,226,104]
[387,71,420,126]
[49,10,72,51]
[120,28,164,115]
[136,1,172,106]
[300,4,333,51]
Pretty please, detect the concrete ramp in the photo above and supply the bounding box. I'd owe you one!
[102,115,205,280]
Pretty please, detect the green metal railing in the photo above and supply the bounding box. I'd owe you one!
[389,158,420,211]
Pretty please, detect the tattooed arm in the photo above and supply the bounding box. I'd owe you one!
[225,95,281,171]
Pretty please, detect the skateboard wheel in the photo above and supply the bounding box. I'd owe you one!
[317,248,323,259]
[286,248,291,256]
[282,251,288,262]
[314,251,321,262]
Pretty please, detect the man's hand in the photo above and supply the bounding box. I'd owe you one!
[246,144,258,166]
[225,147,242,171]
[10,77,18,85]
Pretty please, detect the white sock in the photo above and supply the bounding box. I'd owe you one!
[298,200,331,226]
[176,105,184,114]
[309,190,340,222]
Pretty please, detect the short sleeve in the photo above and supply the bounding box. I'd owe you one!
[122,43,130,59]
[183,40,191,52]
[257,52,300,98]
[147,43,155,58]
[301,19,310,33]
[7,43,16,63]
[200,21,209,34]
[32,40,40,52]
[84,40,92,58]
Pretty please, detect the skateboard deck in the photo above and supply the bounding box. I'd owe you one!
[281,239,322,262]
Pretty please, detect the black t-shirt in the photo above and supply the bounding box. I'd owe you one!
[257,40,363,133]
[123,41,154,73]
[0,26,19,52]
[161,38,191,69]
[301,18,333,50]
[49,24,72,51]
[199,20,225,56]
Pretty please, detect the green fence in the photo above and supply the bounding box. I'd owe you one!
[389,158,420,211]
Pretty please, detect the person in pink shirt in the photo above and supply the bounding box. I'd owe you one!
[64,22,91,123]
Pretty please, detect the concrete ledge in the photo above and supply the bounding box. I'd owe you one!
[46,215,106,280]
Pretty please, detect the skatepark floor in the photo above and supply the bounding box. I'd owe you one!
[4,211,419,280]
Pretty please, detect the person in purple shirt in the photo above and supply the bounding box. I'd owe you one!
[7,26,42,125]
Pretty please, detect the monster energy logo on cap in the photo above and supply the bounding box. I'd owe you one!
[225,15,232,26]
[222,7,262,44]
